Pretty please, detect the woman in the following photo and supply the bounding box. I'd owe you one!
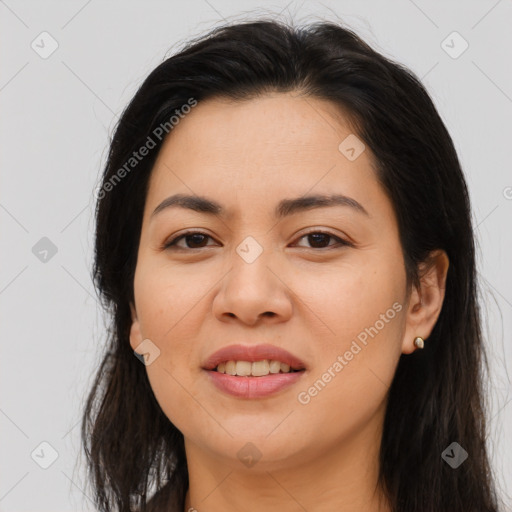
[82,18,501,512]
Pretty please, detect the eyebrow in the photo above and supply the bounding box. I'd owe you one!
[151,193,369,220]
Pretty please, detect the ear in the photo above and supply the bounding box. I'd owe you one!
[129,301,144,351]
[401,249,449,354]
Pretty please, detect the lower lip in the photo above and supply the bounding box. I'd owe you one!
[205,370,305,398]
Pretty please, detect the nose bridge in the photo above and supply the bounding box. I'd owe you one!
[213,233,292,323]
[230,234,277,296]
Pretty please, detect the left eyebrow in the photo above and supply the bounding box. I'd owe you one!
[151,193,369,220]
[276,193,369,218]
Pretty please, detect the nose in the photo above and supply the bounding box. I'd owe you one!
[212,249,293,326]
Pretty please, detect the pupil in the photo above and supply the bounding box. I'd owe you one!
[309,233,330,248]
[187,234,207,248]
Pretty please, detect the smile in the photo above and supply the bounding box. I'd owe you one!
[214,359,303,377]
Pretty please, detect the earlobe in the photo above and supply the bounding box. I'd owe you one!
[401,250,449,354]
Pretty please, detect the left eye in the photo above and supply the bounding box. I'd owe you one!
[163,231,350,250]
[294,231,348,249]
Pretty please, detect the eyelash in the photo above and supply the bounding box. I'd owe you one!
[162,229,352,251]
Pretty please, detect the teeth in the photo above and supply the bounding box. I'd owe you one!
[235,361,252,376]
[269,360,281,374]
[225,361,236,375]
[215,359,299,376]
[251,360,269,376]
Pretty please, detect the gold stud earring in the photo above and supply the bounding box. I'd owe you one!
[413,336,425,349]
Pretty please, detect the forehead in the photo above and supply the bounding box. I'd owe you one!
[157,93,361,159]
[144,93,384,219]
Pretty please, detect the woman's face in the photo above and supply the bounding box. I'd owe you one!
[129,93,414,471]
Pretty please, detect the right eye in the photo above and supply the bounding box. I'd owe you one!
[163,231,219,250]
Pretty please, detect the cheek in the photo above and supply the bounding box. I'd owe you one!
[291,252,406,350]
[133,258,205,345]
[291,255,406,421]
[132,260,214,431]
[296,349,398,449]
[294,302,405,447]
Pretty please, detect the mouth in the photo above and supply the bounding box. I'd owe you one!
[202,344,307,398]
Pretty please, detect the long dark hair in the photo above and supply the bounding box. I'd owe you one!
[82,17,500,512]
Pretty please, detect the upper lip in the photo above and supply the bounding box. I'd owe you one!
[202,344,307,371]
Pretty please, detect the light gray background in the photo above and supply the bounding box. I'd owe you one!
[1,1,511,510]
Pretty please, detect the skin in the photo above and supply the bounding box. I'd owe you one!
[129,93,449,512]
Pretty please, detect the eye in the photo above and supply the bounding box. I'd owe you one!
[163,230,352,251]
[293,230,351,250]
[163,231,217,250]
